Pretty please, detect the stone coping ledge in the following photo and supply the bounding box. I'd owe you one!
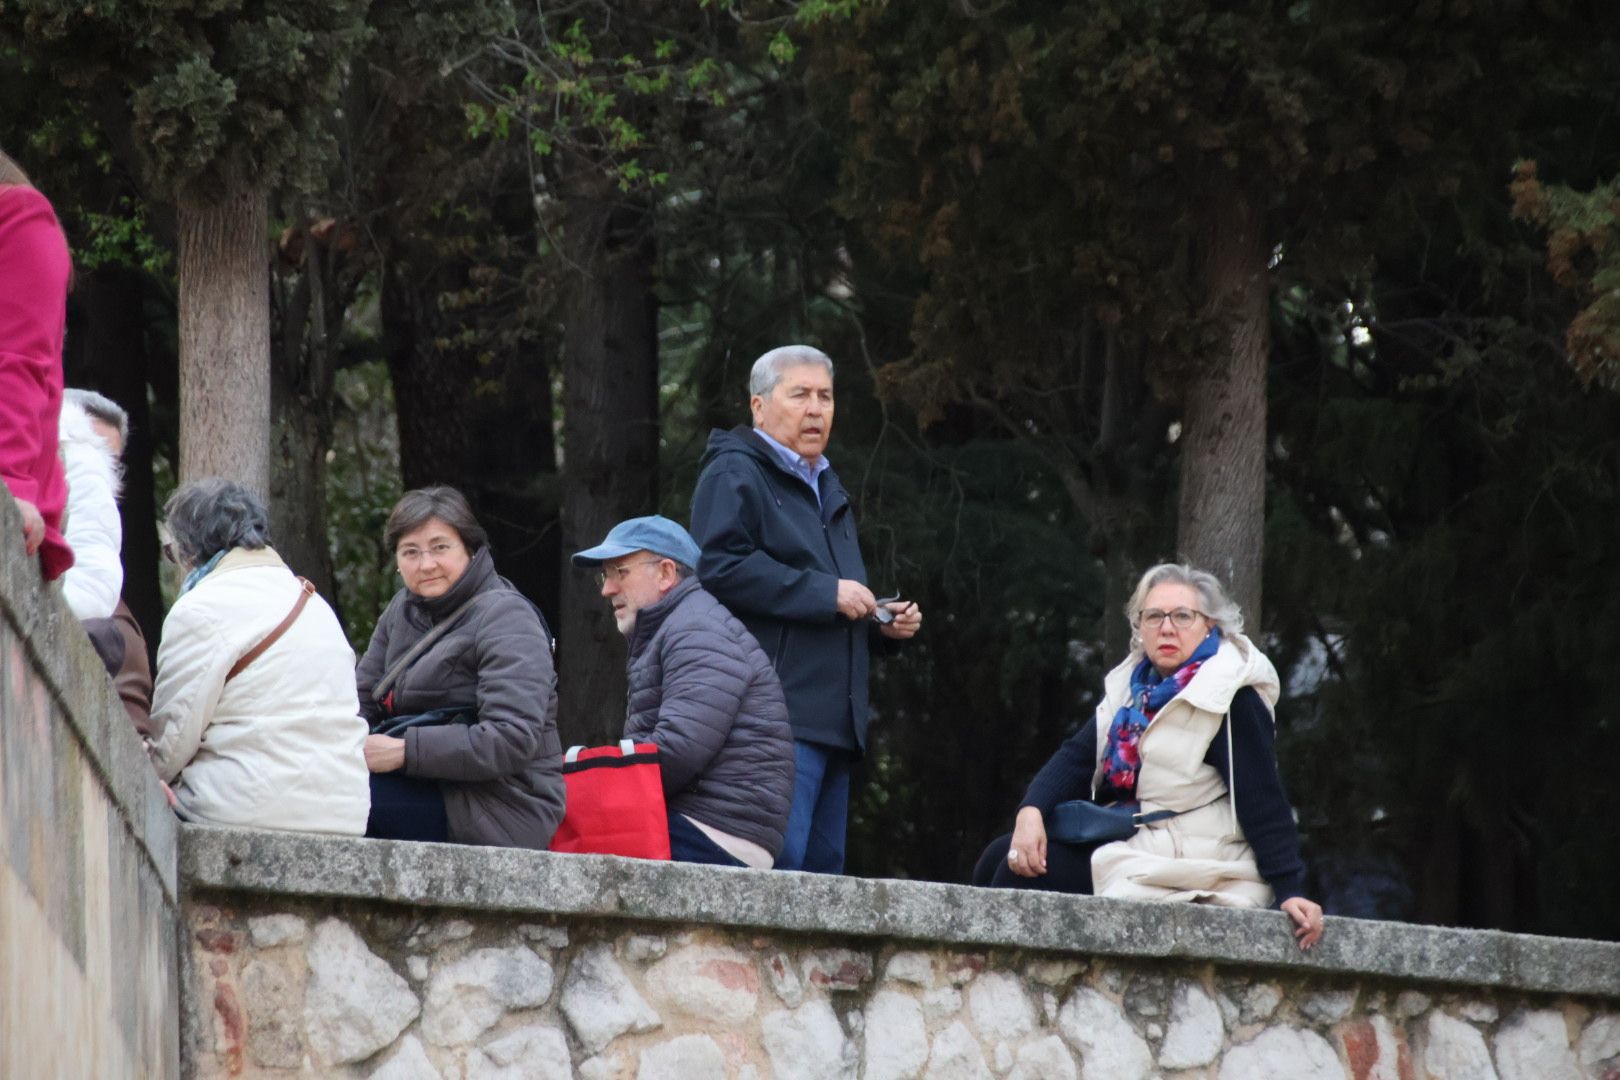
[181,824,1620,1001]
[0,498,177,902]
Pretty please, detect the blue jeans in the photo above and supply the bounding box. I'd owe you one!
[667,814,746,867]
[777,741,851,874]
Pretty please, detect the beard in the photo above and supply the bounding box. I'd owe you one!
[613,607,637,636]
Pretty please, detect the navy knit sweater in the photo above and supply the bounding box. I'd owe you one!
[1019,686,1308,903]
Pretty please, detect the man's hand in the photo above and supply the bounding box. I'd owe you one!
[15,498,44,556]
[1281,896,1325,951]
[365,734,407,773]
[878,601,922,640]
[1007,806,1048,877]
[835,579,878,621]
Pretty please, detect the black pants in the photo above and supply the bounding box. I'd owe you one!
[667,813,747,867]
[971,831,1099,893]
[367,773,451,842]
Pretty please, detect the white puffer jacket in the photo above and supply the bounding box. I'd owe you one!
[58,399,123,619]
[1088,633,1280,908]
[149,547,369,834]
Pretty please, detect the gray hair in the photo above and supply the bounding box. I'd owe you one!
[64,388,130,449]
[164,478,272,566]
[748,345,834,397]
[1125,562,1245,638]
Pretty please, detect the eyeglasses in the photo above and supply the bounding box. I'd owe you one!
[397,542,462,564]
[595,559,664,587]
[1137,607,1208,630]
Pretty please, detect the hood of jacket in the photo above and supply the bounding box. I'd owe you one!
[701,425,806,480]
[1101,631,1280,717]
[58,398,122,498]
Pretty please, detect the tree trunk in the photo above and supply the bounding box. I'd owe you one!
[269,365,336,593]
[63,266,166,655]
[465,337,561,620]
[269,231,339,597]
[556,186,659,748]
[177,178,271,496]
[1177,188,1269,625]
[382,257,476,493]
[379,198,562,620]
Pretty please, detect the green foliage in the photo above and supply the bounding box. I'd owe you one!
[326,362,405,651]
[465,2,823,193]
[1510,162,1620,391]
[76,200,173,275]
[0,48,169,275]
[6,0,374,195]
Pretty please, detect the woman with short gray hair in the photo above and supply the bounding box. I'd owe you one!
[973,562,1324,951]
[354,486,564,849]
[147,479,370,833]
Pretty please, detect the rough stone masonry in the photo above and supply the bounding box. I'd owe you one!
[180,826,1620,1080]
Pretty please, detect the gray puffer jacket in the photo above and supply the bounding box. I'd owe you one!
[624,577,794,856]
[356,547,565,849]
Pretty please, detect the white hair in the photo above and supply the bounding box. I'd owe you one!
[1125,562,1245,638]
[748,345,834,397]
[64,388,130,448]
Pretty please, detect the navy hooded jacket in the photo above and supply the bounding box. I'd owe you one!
[690,426,875,752]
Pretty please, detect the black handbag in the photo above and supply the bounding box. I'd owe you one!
[1048,800,1180,844]
[1049,708,1238,845]
[370,707,478,738]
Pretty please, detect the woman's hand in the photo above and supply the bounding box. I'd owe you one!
[16,498,44,555]
[1008,806,1048,877]
[365,734,406,774]
[1281,896,1325,951]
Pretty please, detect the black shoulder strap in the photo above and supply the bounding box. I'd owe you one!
[371,591,490,704]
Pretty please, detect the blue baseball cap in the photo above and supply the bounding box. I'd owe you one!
[571,515,702,569]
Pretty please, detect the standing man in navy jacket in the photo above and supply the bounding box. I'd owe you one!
[690,345,923,872]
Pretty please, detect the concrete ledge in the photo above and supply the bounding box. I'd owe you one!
[181,824,1620,1001]
[0,499,177,901]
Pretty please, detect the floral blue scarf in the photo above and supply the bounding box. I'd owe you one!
[181,550,226,595]
[1099,627,1222,795]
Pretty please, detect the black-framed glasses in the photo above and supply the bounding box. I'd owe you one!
[594,559,664,587]
[1137,607,1208,630]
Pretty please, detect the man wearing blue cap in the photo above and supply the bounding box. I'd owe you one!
[573,515,796,867]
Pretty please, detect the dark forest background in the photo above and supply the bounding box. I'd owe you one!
[5,0,1620,940]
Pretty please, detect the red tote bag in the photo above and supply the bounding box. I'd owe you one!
[549,740,671,860]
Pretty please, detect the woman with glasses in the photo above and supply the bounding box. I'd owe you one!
[147,479,370,832]
[355,486,565,848]
[972,563,1325,951]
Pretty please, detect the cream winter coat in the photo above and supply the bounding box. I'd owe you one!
[58,399,123,619]
[149,548,369,833]
[1088,633,1280,908]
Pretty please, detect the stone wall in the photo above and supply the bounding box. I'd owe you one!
[5,481,1620,1080]
[0,498,180,1078]
[181,827,1620,1080]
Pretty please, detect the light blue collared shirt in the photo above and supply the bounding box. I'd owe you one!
[753,427,830,508]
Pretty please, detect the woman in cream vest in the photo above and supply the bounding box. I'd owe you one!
[973,564,1325,951]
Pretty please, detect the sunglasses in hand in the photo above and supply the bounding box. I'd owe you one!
[871,593,906,624]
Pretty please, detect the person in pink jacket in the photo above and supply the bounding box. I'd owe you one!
[0,149,73,580]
